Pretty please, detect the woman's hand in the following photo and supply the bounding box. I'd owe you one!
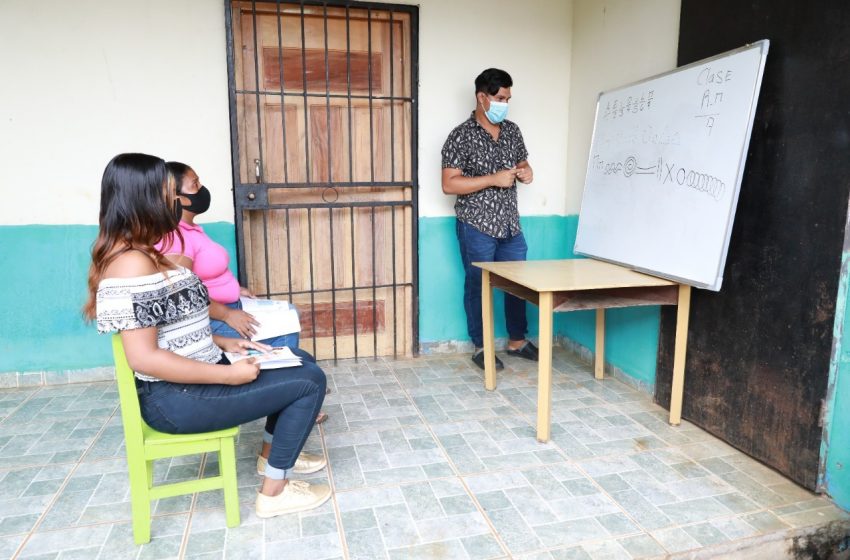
[239,286,256,298]
[214,337,273,354]
[224,307,259,338]
[223,359,261,385]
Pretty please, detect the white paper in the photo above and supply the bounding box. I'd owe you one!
[240,297,301,342]
[224,346,302,370]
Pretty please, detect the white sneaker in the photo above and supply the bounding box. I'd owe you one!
[257,452,327,476]
[255,480,332,518]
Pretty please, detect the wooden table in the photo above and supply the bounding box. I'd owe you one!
[475,259,691,442]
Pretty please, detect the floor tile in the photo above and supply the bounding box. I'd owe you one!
[650,526,701,554]
[0,347,847,560]
[17,525,113,557]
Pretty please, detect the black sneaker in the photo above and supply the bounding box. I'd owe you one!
[506,341,539,362]
[472,350,504,371]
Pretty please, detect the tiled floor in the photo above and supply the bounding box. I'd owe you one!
[0,348,847,559]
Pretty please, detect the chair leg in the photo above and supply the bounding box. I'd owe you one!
[220,438,241,528]
[146,460,154,489]
[128,461,152,544]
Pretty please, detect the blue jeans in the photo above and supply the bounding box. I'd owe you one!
[211,300,300,349]
[138,349,325,475]
[456,220,528,349]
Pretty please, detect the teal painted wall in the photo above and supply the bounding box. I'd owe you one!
[823,252,850,510]
[418,215,661,385]
[0,223,237,373]
[418,215,577,343]
[3,216,661,386]
[557,306,661,388]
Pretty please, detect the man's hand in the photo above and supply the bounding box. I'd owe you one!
[493,167,519,188]
[225,308,259,339]
[516,165,533,184]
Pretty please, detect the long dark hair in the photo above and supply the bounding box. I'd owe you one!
[83,153,182,319]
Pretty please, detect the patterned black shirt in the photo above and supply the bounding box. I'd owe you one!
[441,113,529,238]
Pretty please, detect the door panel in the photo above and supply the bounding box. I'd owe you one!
[228,1,417,360]
[656,0,850,490]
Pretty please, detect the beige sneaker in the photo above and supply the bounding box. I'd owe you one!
[255,480,331,518]
[257,452,327,476]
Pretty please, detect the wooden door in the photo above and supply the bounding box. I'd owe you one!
[657,0,850,490]
[227,1,417,360]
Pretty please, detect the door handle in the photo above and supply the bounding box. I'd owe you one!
[254,158,262,183]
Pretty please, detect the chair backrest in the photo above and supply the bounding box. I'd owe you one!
[111,334,147,451]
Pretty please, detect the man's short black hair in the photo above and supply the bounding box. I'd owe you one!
[475,68,513,95]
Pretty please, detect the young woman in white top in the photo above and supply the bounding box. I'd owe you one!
[84,153,330,518]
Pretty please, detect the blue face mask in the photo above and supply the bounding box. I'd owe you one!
[484,99,509,124]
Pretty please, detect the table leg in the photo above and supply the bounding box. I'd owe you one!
[595,308,605,380]
[536,291,554,442]
[669,284,691,425]
[482,270,497,391]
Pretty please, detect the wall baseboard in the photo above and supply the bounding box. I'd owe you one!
[420,336,655,396]
[1,339,653,395]
[420,339,496,354]
[555,335,655,395]
[0,366,115,389]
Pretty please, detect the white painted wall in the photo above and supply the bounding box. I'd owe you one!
[566,0,681,214]
[417,0,573,218]
[0,0,679,225]
[0,0,233,225]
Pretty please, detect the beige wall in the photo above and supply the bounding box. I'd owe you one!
[0,0,680,224]
[0,0,233,225]
[417,0,573,217]
[566,0,681,214]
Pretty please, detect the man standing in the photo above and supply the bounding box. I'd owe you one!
[441,68,538,370]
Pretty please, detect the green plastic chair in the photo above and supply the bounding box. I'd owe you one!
[111,335,240,544]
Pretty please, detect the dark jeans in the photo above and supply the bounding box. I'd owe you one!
[137,348,325,472]
[210,300,300,349]
[456,220,528,349]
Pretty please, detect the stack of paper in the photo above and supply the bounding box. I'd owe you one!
[224,346,303,370]
[240,297,301,342]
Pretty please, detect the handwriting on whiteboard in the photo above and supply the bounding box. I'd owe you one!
[590,154,725,201]
[603,90,655,120]
[694,65,733,135]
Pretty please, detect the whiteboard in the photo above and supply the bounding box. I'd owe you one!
[574,41,769,291]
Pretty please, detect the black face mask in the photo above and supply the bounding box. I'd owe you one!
[172,199,183,222]
[180,185,211,214]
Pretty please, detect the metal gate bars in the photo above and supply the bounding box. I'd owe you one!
[225,0,418,361]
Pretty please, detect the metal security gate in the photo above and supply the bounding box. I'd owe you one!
[225,0,418,361]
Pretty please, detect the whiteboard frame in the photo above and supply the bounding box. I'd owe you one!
[575,40,770,291]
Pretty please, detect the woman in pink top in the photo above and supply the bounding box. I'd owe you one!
[159,162,328,424]
[158,162,298,348]
[158,161,299,349]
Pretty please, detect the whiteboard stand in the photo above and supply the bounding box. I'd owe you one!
[476,259,690,443]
